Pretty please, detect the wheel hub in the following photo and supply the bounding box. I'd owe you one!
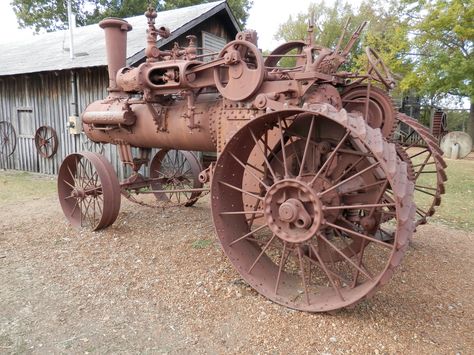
[264,179,323,243]
[72,188,86,199]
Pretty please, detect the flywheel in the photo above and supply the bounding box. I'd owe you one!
[211,105,415,312]
[341,84,397,139]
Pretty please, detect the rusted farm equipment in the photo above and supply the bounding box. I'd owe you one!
[57,7,447,312]
[35,125,59,158]
[0,121,17,158]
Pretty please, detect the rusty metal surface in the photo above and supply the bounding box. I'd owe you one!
[146,149,203,206]
[211,108,414,312]
[34,126,58,158]
[58,151,121,230]
[394,113,447,226]
[56,6,446,312]
[431,110,448,142]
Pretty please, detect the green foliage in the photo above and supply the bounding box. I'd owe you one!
[275,0,412,95]
[191,239,213,249]
[11,0,149,32]
[400,0,474,102]
[275,0,354,48]
[160,0,252,28]
[11,0,251,33]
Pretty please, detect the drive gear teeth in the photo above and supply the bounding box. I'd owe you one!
[393,113,446,226]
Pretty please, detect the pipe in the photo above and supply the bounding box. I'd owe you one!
[99,18,132,92]
[70,71,78,116]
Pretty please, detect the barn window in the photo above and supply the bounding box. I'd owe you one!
[17,108,34,136]
[201,31,227,62]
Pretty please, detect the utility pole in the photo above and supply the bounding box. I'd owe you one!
[67,0,75,60]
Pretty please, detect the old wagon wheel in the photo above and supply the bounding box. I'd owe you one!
[394,113,447,226]
[341,84,397,139]
[0,121,17,157]
[149,149,203,207]
[35,125,58,158]
[58,152,121,231]
[211,107,415,312]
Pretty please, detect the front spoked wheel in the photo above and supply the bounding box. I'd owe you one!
[58,152,121,230]
[211,107,415,312]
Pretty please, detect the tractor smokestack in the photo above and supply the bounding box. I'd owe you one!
[99,18,132,92]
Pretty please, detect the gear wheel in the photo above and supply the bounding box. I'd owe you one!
[394,113,447,226]
[341,84,397,139]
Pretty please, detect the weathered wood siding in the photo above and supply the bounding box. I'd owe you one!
[0,14,235,178]
[0,67,116,175]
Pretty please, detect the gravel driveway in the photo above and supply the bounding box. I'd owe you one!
[0,192,473,354]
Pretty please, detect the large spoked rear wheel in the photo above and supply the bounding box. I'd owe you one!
[211,106,415,312]
[150,149,203,207]
[58,152,121,231]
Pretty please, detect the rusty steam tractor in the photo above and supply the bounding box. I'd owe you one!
[57,7,447,312]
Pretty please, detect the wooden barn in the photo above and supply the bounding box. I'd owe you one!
[0,1,239,176]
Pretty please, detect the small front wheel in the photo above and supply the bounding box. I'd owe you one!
[58,152,121,230]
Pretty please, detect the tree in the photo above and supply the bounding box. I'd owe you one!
[160,0,252,28]
[400,0,474,139]
[11,0,251,33]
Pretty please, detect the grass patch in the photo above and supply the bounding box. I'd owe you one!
[0,170,56,204]
[191,239,213,249]
[432,157,474,231]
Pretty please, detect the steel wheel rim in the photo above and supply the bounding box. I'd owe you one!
[58,152,121,230]
[0,121,17,157]
[35,125,58,158]
[211,108,414,312]
[150,149,203,206]
[395,113,447,226]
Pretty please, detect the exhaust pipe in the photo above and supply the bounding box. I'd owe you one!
[99,18,132,92]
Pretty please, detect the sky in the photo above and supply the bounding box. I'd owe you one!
[0,0,354,49]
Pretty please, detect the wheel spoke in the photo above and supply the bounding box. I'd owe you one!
[409,148,428,159]
[219,181,264,201]
[325,221,392,249]
[317,232,373,280]
[63,179,75,190]
[249,128,278,181]
[220,210,264,215]
[229,151,269,189]
[229,224,268,246]
[323,202,395,211]
[414,152,432,179]
[70,200,79,217]
[277,117,289,178]
[248,234,276,273]
[296,246,310,305]
[274,242,289,295]
[298,116,315,177]
[310,130,350,185]
[309,245,345,301]
[281,119,302,169]
[319,161,380,197]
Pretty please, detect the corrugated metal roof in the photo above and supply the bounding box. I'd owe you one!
[0,1,226,76]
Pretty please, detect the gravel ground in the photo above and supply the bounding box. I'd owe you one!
[0,190,473,354]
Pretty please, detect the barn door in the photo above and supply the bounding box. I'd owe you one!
[16,107,39,172]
